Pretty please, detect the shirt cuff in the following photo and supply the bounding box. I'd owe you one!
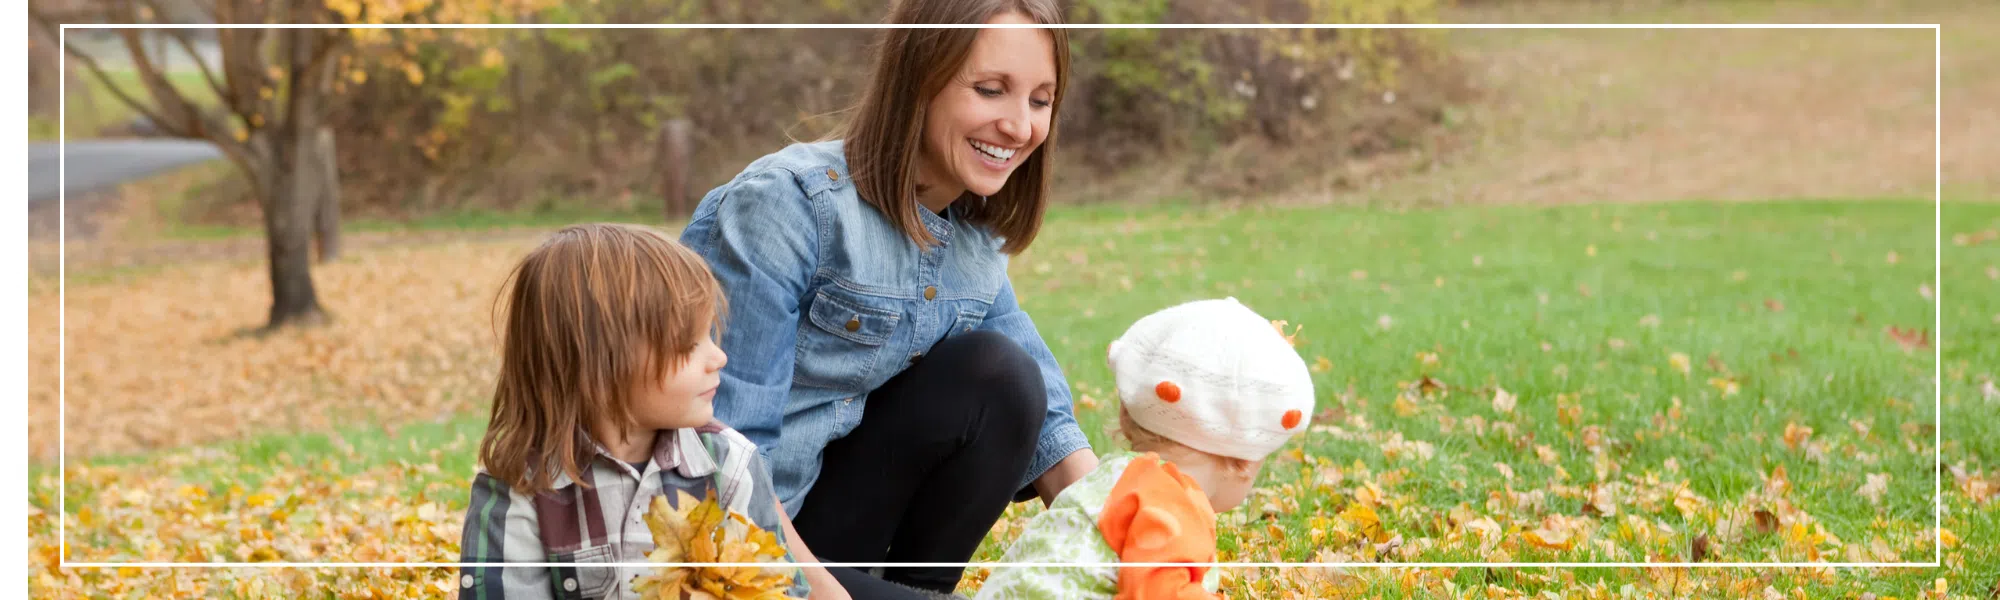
[1015,421,1093,500]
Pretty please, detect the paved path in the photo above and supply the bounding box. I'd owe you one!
[27,139,224,205]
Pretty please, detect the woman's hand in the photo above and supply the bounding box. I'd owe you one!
[1031,448,1100,507]
[775,499,852,600]
[803,567,851,600]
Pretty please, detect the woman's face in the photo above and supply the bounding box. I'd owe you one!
[915,12,1057,210]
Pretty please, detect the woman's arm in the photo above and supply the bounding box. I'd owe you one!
[680,168,821,468]
[977,275,1098,506]
[776,499,851,600]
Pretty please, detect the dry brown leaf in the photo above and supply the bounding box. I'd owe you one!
[1885,326,1931,352]
[1782,422,1813,451]
[1753,509,1780,535]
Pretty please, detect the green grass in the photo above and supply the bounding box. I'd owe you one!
[32,68,216,141]
[31,415,485,515]
[35,198,1995,597]
[997,199,1936,534]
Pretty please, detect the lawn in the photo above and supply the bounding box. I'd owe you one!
[31,68,215,141]
[30,198,1993,599]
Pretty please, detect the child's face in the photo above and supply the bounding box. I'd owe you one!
[630,318,728,431]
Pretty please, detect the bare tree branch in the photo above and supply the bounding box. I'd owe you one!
[116,28,209,133]
[215,0,275,129]
[28,12,185,136]
[133,0,236,119]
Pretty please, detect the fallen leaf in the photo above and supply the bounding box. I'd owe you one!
[1763,299,1784,312]
[1783,422,1813,451]
[1493,387,1517,415]
[1312,356,1332,373]
[1524,527,1575,551]
[1692,533,1712,562]
[1753,509,1779,535]
[1268,320,1301,347]
[1858,473,1890,505]
[1885,326,1930,352]
[1668,352,1691,376]
[1416,376,1446,397]
[1338,503,1390,544]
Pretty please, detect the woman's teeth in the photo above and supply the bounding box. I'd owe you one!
[970,140,1015,161]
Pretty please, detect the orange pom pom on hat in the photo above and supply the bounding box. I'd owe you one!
[1106,297,1316,461]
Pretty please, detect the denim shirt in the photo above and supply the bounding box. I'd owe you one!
[678,140,1091,517]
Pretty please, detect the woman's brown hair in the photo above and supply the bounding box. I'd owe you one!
[835,0,1071,255]
[479,223,727,495]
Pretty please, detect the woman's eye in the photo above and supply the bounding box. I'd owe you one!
[975,86,1003,97]
[1030,98,1052,109]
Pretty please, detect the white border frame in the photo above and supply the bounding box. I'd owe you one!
[55,22,1944,571]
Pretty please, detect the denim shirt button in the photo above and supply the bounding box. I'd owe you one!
[844,317,860,332]
[825,168,839,181]
[924,286,937,301]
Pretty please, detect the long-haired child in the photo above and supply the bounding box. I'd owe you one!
[456,223,838,600]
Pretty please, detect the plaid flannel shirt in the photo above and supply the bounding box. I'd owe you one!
[456,422,812,600]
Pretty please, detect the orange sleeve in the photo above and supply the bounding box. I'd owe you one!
[1096,453,1221,600]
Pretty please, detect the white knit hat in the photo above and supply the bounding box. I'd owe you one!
[1107,297,1316,461]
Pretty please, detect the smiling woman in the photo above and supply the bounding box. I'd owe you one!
[674,1,1092,598]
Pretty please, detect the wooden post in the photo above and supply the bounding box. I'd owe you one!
[659,118,694,221]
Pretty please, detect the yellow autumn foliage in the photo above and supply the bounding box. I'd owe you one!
[634,490,798,600]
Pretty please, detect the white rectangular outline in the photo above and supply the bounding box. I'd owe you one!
[55,22,1943,570]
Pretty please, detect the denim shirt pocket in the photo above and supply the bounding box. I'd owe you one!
[795,286,902,390]
[547,543,617,600]
[949,307,986,337]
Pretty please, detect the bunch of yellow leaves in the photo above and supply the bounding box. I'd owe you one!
[633,489,799,600]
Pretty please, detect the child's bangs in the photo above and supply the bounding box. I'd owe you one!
[633,231,728,371]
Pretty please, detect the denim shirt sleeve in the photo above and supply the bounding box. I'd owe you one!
[979,274,1094,494]
[680,167,819,465]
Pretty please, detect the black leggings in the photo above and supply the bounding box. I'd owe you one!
[792,330,1048,596]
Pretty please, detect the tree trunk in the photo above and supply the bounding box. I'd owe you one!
[28,27,62,117]
[256,127,334,330]
[659,118,694,220]
[313,126,342,262]
[256,27,340,331]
